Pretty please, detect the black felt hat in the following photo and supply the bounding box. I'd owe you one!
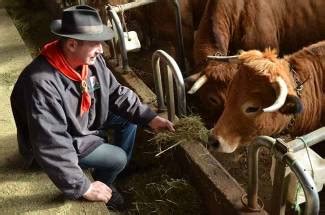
[50,5,114,41]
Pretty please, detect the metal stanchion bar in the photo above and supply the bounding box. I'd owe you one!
[287,127,325,152]
[152,50,186,119]
[164,65,175,122]
[153,56,167,112]
[247,135,321,215]
[107,8,131,72]
[247,136,276,210]
[270,159,287,215]
[172,0,186,74]
[108,0,186,76]
[110,0,157,13]
[283,153,320,215]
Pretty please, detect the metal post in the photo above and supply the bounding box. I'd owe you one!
[106,0,186,76]
[111,0,157,13]
[164,65,175,122]
[106,0,157,73]
[247,136,276,210]
[107,7,131,72]
[152,50,186,120]
[286,127,325,152]
[283,153,320,215]
[153,55,167,112]
[270,159,287,215]
[246,132,322,215]
[172,0,186,75]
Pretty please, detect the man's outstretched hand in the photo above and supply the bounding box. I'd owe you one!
[148,116,175,133]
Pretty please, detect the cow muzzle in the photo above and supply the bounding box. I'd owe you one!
[207,130,238,153]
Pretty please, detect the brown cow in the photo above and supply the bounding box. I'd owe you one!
[187,0,325,124]
[208,42,325,153]
[129,0,207,65]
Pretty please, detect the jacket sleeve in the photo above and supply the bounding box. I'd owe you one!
[106,67,157,126]
[24,78,91,199]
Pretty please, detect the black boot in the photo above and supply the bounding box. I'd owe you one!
[106,185,126,212]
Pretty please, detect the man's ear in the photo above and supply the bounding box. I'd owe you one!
[279,95,303,114]
[66,39,78,52]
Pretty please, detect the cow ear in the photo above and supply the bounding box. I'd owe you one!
[279,95,303,114]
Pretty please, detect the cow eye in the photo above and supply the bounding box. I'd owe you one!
[245,106,260,113]
[208,96,220,106]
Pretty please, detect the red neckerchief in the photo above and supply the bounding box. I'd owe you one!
[41,40,91,116]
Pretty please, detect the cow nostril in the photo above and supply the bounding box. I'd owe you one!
[208,135,220,148]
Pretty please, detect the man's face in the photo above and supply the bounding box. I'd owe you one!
[67,39,103,66]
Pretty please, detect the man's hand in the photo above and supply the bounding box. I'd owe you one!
[83,181,112,203]
[148,116,175,132]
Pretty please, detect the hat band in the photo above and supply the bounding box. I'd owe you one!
[66,25,103,34]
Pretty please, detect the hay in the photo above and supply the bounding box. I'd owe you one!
[118,168,204,215]
[151,116,209,156]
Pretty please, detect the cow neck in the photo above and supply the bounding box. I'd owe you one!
[290,64,311,97]
[277,63,310,137]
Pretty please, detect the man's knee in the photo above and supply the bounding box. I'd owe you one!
[127,123,137,132]
[110,149,127,172]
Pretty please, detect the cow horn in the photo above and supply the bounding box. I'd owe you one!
[187,74,208,94]
[263,76,288,112]
[207,55,239,62]
[184,72,202,83]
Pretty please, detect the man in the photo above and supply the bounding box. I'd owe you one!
[10,5,174,211]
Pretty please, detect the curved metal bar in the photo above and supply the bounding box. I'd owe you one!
[152,56,167,112]
[247,135,321,215]
[283,153,320,215]
[247,136,276,210]
[107,6,131,72]
[152,50,186,120]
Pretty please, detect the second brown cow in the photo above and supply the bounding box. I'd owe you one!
[209,42,325,153]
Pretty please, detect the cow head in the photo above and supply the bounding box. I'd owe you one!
[208,49,303,153]
[185,58,238,126]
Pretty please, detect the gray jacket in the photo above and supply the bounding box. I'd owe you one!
[10,54,156,199]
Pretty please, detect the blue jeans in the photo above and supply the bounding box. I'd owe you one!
[79,113,137,185]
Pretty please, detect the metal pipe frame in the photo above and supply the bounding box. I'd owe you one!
[107,7,131,72]
[106,0,186,76]
[283,152,320,215]
[152,49,186,121]
[172,0,186,75]
[287,127,325,152]
[247,136,276,210]
[247,134,320,215]
[110,0,157,13]
[106,1,158,72]
[164,65,175,122]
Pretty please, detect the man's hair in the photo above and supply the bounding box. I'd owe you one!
[59,38,84,47]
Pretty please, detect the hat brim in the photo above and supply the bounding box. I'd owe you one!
[50,20,114,41]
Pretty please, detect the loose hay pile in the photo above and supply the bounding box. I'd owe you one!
[120,170,205,215]
[151,116,210,156]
